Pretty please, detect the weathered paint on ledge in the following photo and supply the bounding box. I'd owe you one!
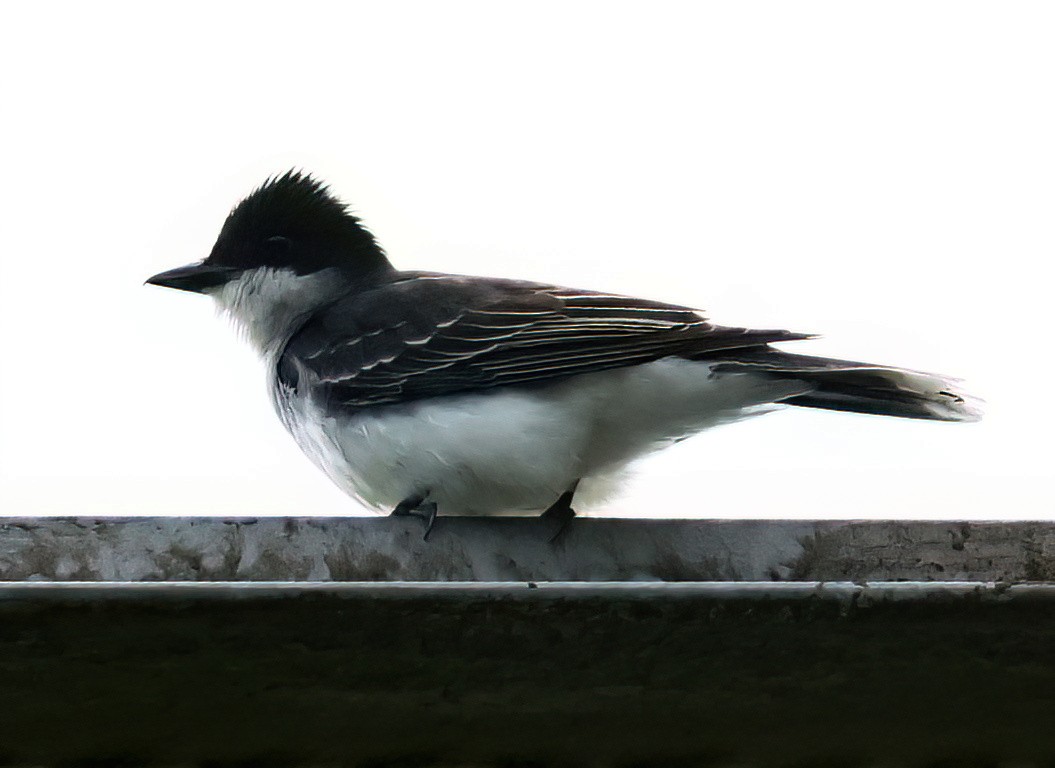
[2,579,1052,601]
[1,516,1052,582]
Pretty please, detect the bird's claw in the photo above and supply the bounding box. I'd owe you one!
[541,489,577,543]
[391,494,439,541]
[419,501,438,541]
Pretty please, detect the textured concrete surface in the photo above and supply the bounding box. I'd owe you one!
[3,518,1054,765]
[2,516,1053,581]
[1,582,1054,766]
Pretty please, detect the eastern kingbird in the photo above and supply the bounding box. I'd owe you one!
[147,171,979,537]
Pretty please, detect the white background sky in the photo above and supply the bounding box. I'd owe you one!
[1,2,1051,520]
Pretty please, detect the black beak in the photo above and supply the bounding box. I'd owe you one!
[145,263,242,294]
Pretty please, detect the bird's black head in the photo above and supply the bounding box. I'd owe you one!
[208,170,388,275]
[147,171,391,293]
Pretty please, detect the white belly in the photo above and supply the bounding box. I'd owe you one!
[275,357,809,516]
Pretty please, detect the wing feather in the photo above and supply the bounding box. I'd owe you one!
[278,274,811,409]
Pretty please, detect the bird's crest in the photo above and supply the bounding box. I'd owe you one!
[206,170,387,275]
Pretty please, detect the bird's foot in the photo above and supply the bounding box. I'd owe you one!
[391,494,439,541]
[541,488,577,543]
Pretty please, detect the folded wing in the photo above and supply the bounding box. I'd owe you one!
[278,273,811,410]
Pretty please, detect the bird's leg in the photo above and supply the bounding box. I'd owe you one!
[541,480,580,542]
[391,493,439,541]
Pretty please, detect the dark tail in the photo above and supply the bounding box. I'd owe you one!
[708,348,981,422]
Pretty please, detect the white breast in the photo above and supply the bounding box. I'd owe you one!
[274,357,811,517]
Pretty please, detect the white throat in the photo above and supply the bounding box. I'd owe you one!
[210,267,348,358]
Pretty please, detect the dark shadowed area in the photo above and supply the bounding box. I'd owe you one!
[0,583,1054,766]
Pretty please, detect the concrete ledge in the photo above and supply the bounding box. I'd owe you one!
[2,516,1053,581]
[4,519,1054,765]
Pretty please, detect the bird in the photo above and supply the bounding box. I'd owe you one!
[147,171,980,539]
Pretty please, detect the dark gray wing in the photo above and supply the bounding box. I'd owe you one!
[278,272,812,410]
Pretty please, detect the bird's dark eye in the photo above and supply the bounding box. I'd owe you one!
[265,235,291,250]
